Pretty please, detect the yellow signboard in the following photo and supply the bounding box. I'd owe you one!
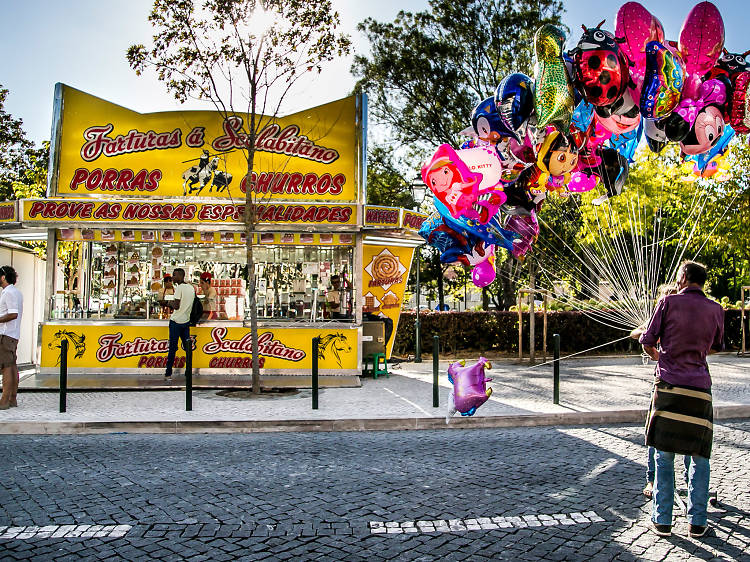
[401,210,429,231]
[364,206,401,227]
[41,324,357,370]
[361,243,415,357]
[22,199,357,227]
[52,84,360,202]
[57,228,354,246]
[0,202,17,222]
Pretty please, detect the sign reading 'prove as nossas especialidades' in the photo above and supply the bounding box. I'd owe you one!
[52,84,360,202]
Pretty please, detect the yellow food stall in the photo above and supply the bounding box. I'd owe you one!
[14,84,427,380]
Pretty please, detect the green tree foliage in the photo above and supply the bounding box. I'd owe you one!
[353,0,564,151]
[366,145,414,207]
[127,0,350,392]
[13,141,49,199]
[0,85,34,201]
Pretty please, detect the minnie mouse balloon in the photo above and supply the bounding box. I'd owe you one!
[533,24,575,128]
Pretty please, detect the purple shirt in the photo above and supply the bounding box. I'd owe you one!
[639,286,724,389]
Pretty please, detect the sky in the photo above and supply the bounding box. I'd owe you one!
[1,0,747,145]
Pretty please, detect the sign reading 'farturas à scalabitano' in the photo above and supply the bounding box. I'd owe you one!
[51,84,360,202]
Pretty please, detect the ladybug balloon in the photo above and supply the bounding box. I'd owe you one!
[571,21,631,108]
[716,49,750,77]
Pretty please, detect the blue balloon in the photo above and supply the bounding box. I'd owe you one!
[433,198,517,252]
[471,97,513,143]
[494,73,535,141]
[572,99,595,132]
[418,212,475,263]
[608,121,643,163]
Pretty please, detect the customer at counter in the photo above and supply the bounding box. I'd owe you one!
[159,268,195,383]
[199,272,218,320]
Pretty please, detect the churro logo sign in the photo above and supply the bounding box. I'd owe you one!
[212,118,340,164]
[364,248,406,291]
[202,327,306,362]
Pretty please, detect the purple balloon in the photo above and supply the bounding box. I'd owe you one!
[447,357,493,416]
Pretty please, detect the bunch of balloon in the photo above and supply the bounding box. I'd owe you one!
[417,1,747,285]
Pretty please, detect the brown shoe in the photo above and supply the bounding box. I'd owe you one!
[0,402,9,411]
[10,399,17,407]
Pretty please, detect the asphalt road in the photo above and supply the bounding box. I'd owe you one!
[1,422,749,561]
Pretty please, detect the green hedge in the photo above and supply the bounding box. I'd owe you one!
[394,309,744,356]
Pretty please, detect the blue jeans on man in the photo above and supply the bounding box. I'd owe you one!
[653,449,710,527]
[165,320,191,377]
[647,446,691,484]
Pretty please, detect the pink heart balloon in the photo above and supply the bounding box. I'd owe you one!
[616,2,665,74]
[678,2,725,78]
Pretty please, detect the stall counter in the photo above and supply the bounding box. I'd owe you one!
[39,320,360,375]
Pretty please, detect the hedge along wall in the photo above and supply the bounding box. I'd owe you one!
[394,310,745,356]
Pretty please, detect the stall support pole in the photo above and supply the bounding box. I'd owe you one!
[553,334,560,405]
[741,286,750,357]
[432,335,439,408]
[185,343,193,411]
[59,339,68,413]
[312,337,320,410]
[415,248,422,363]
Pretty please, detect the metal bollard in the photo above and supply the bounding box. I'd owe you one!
[553,333,560,405]
[432,335,439,408]
[312,337,319,410]
[59,339,68,413]
[185,342,193,411]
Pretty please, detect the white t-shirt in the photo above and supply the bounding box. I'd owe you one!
[170,283,195,325]
[0,284,23,340]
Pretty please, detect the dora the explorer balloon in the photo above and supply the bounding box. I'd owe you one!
[516,131,579,193]
[421,144,481,219]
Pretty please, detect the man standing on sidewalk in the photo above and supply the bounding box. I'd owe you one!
[0,266,23,410]
[640,261,724,539]
[160,268,195,383]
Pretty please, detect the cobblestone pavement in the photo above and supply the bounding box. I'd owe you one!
[1,421,748,561]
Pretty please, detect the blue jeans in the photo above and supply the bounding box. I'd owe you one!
[165,320,191,377]
[652,449,710,526]
[647,447,691,483]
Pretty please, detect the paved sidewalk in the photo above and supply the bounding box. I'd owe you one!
[1,353,748,433]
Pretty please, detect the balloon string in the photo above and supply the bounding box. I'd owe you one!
[511,334,635,372]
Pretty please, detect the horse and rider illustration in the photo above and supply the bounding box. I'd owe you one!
[181,150,233,196]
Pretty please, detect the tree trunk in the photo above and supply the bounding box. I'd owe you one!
[498,259,519,310]
[244,109,260,395]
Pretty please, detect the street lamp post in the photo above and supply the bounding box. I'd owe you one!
[410,177,427,363]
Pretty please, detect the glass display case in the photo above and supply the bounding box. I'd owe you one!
[52,230,355,323]
[253,244,354,321]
